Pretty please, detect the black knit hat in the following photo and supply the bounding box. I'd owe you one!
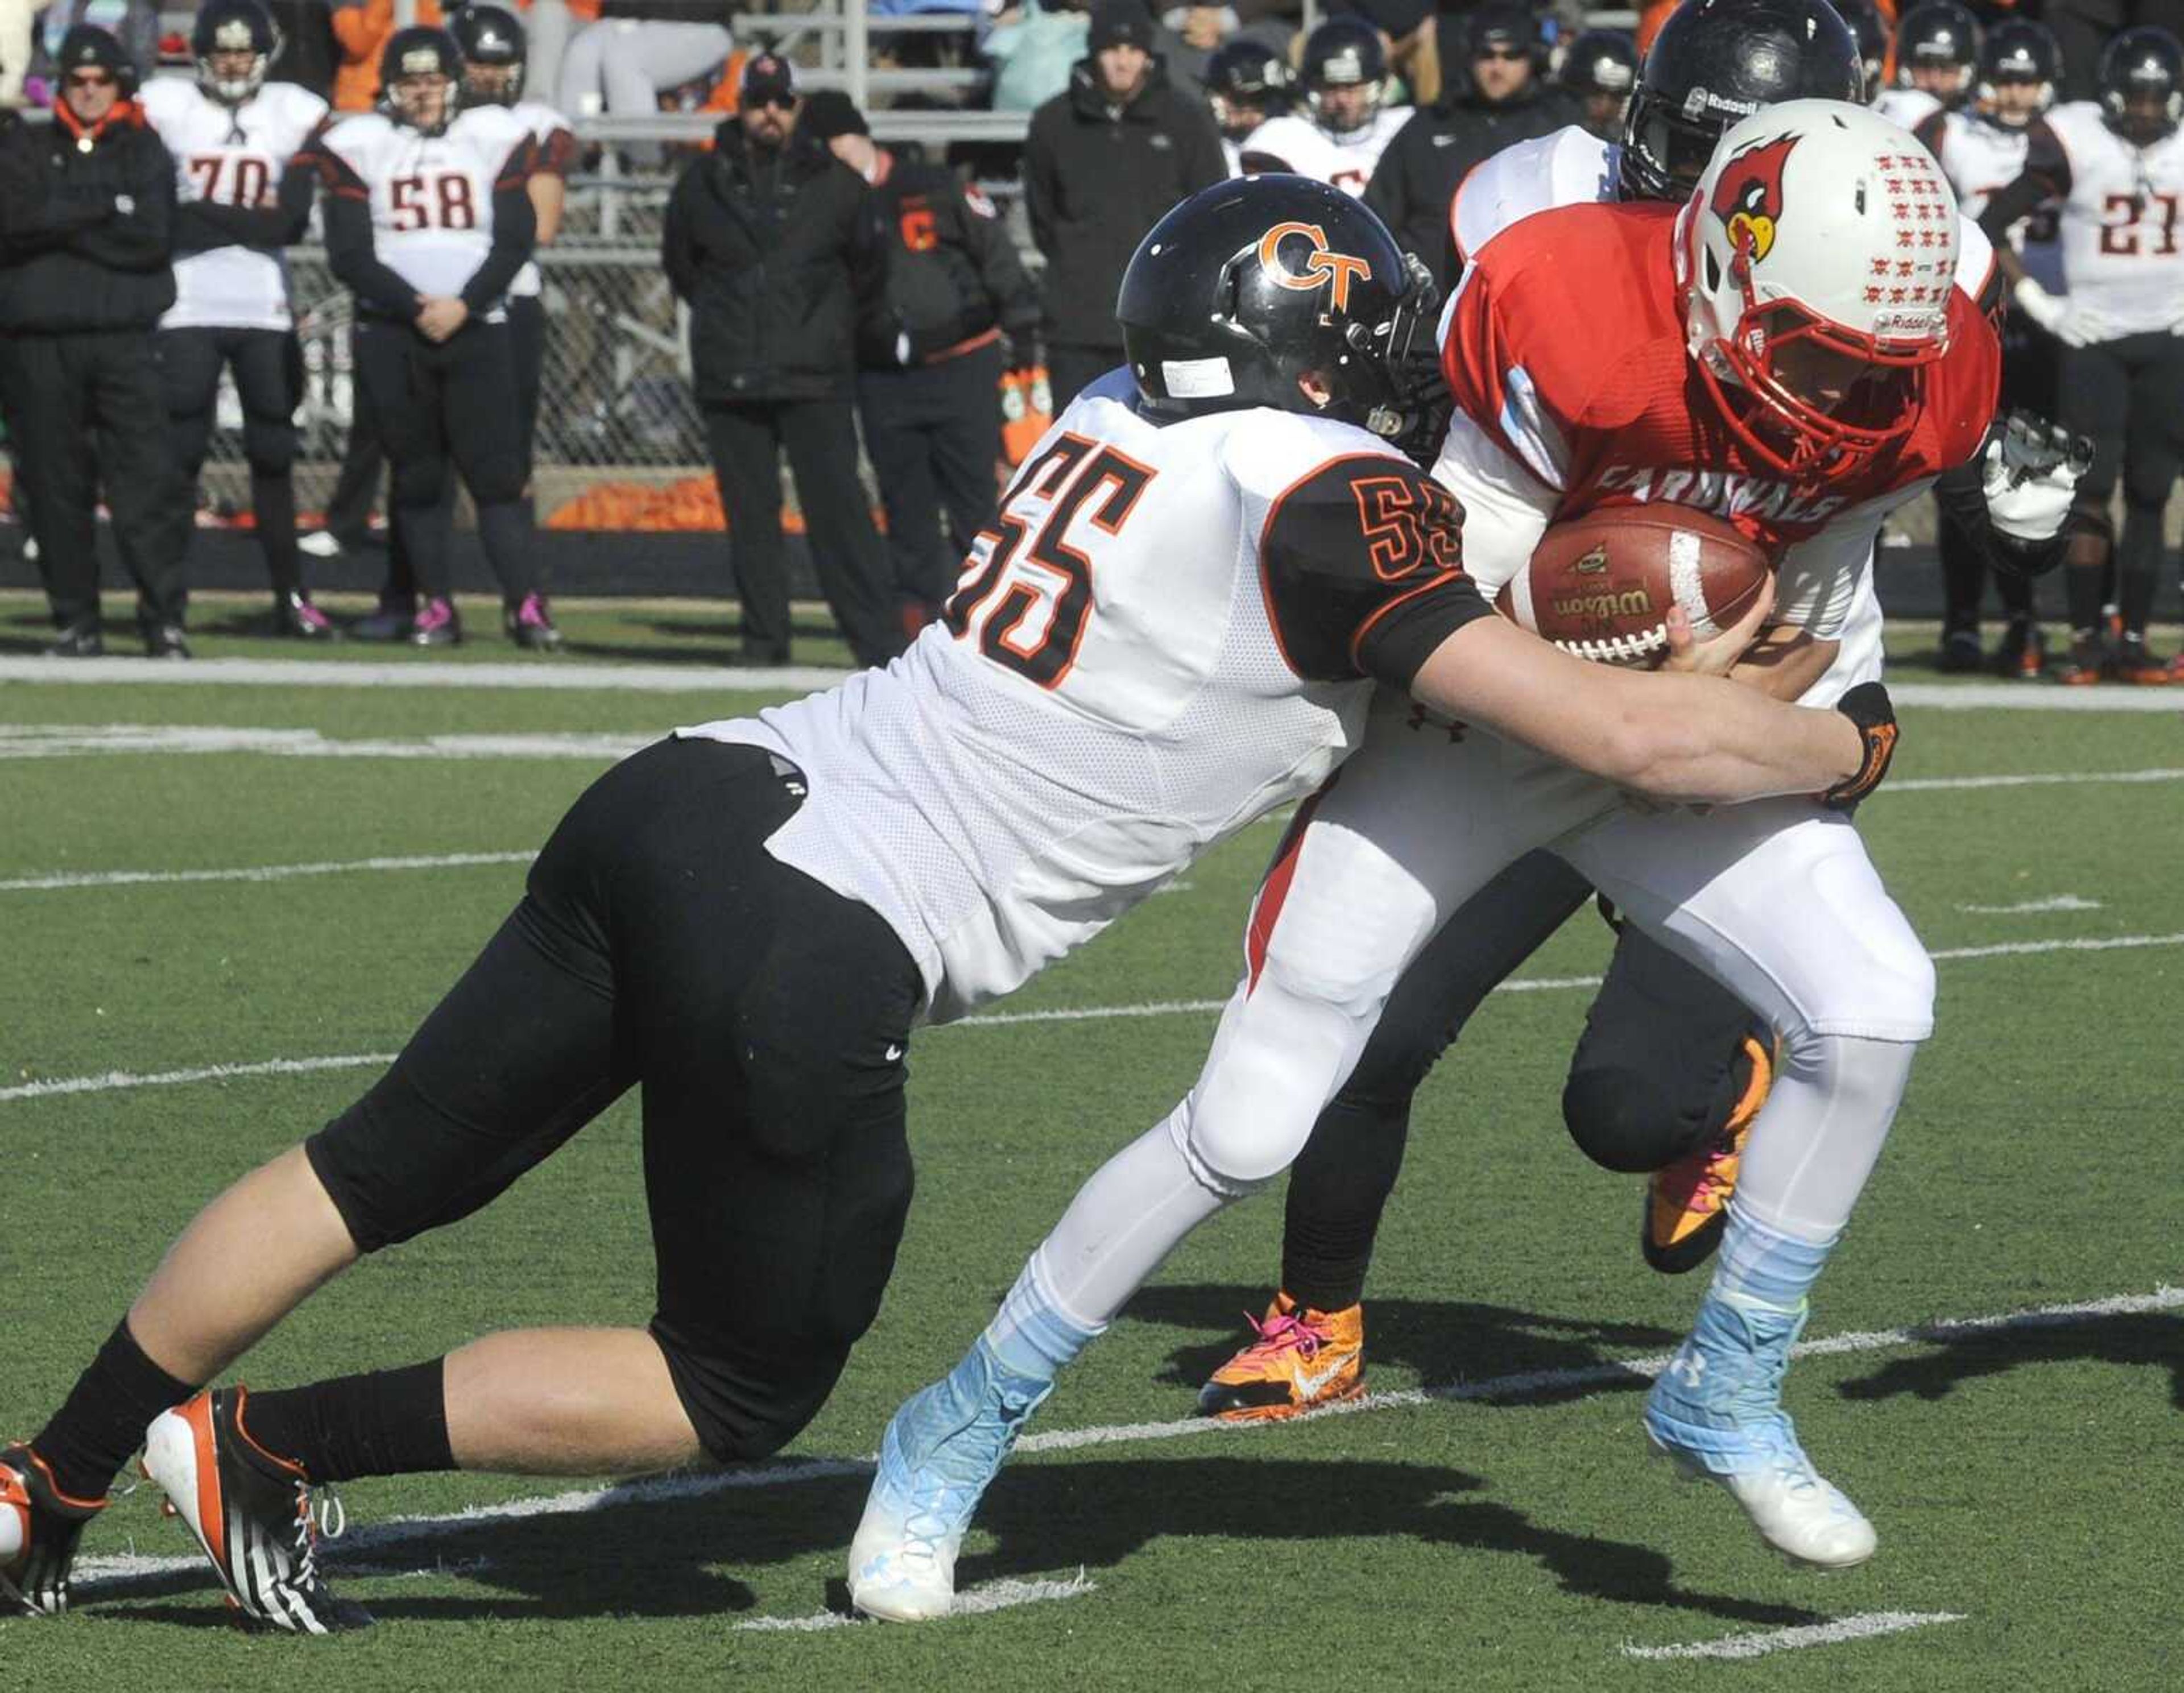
[57,23,135,90]
[799,88,868,140]
[1088,2,1155,53]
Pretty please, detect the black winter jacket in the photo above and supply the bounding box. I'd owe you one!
[1023,58,1227,353]
[1363,84,1581,290]
[0,105,176,334]
[662,122,880,404]
[856,148,1040,370]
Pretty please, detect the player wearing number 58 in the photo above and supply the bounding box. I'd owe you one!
[0,23,190,659]
[313,23,543,649]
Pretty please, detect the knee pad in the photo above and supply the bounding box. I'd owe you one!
[650,1317,846,1464]
[1561,1067,1711,1173]
[243,415,298,478]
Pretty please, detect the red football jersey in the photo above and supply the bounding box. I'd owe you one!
[1438,201,2001,554]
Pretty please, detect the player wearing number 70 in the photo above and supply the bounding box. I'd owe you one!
[2,177,1875,1633]
[307,23,544,649]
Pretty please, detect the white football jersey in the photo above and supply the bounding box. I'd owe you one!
[1438,125,2005,708]
[1873,87,1943,131]
[681,371,1483,1023]
[1925,108,2065,292]
[318,104,533,313]
[2038,101,2184,334]
[1240,107,1410,196]
[141,78,328,332]
[504,98,576,300]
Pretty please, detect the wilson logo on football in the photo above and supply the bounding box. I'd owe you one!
[1256,222,1373,312]
[1711,133,1799,264]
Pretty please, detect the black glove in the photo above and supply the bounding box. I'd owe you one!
[999,328,1042,374]
[1822,681,1899,810]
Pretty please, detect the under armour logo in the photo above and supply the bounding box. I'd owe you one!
[1669,1347,1707,1391]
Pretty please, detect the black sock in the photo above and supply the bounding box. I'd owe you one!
[1280,1100,1412,1314]
[2065,563,2106,638]
[251,469,301,599]
[32,1320,198,1503]
[242,1359,456,1484]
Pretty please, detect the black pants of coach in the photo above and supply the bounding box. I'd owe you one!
[1278,850,1764,1311]
[158,325,307,601]
[351,316,535,604]
[305,738,924,1463]
[704,396,905,669]
[2058,329,2184,637]
[858,342,1004,608]
[0,328,188,634]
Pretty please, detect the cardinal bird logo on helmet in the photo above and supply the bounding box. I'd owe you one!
[1709,133,1800,264]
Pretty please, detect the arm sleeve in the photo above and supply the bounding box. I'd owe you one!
[69,132,174,270]
[1258,453,1491,688]
[174,155,318,252]
[457,140,538,312]
[319,145,419,316]
[1978,122,2069,245]
[1912,110,1946,164]
[959,182,1041,337]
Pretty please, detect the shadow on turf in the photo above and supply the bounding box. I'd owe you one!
[1835,1310,2184,1409]
[1125,1283,1681,1406]
[85,1455,1825,1632]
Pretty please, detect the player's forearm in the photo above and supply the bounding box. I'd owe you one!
[1728,630,1838,701]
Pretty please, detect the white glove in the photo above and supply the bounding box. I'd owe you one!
[1981,409,2091,543]
[2012,277,2108,347]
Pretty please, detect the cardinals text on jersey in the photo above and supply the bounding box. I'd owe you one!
[507,97,576,300]
[1921,107,2065,292]
[1239,108,1411,196]
[2027,101,2184,334]
[317,103,534,312]
[680,370,1486,1023]
[141,78,328,332]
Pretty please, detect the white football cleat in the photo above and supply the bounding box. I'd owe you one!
[1651,1426,1877,1568]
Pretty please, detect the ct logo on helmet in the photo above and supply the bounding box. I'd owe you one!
[1710,133,1800,264]
[1256,221,1372,312]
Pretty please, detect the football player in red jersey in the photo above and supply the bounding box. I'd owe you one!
[853,102,2006,1620]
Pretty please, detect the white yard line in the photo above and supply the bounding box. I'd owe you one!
[1956,895,2103,915]
[9,933,2184,1105]
[0,851,533,892]
[0,657,842,693]
[1622,1611,1969,1661]
[64,1287,2181,1605]
[731,1574,1097,1632]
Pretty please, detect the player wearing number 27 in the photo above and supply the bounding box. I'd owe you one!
[142,0,335,642]
[850,102,2013,1621]
[0,175,1871,1633]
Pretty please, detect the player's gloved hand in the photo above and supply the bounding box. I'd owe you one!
[1822,681,1898,810]
[2012,277,2108,348]
[1980,408,2093,543]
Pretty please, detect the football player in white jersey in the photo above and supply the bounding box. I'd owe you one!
[1239,16,1409,194]
[1981,26,2184,684]
[1202,38,1295,177]
[1,177,1874,1633]
[315,25,556,649]
[1873,0,1982,132]
[142,0,334,640]
[1917,19,2066,677]
[850,106,2085,1621]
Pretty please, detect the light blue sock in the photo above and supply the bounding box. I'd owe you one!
[971,1254,1106,1389]
[1707,1202,1839,1315]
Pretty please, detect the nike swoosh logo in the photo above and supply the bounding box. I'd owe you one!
[1293,1357,1352,1400]
[1432,134,1458,147]
[884,1044,904,1062]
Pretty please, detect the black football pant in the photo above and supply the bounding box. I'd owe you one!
[352,317,534,603]
[1045,344,1122,415]
[858,342,1004,608]
[0,328,189,633]
[1280,850,1764,1313]
[2057,330,2184,639]
[157,325,307,601]
[1939,332,2054,641]
[703,397,904,668]
[307,738,924,1463]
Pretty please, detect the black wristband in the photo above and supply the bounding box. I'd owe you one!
[1823,680,1899,810]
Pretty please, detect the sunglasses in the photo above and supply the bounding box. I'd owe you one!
[748,92,797,112]
[1476,47,1528,63]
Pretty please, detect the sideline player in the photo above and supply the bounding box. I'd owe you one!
[1980,27,2184,684]
[1238,16,1408,194]
[1202,38,1294,176]
[1917,19,2066,677]
[850,102,2017,1620]
[1875,1,1983,132]
[316,25,557,649]
[144,0,335,640]
[0,177,1879,1632]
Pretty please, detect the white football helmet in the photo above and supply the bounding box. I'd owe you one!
[1675,99,1960,478]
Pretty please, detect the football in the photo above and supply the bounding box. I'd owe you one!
[1495,506,1772,666]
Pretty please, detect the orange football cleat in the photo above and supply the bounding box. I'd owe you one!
[1642,1033,1774,1274]
[1196,1293,1364,1422]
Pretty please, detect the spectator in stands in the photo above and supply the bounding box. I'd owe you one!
[811,90,1040,633]
[559,1,731,131]
[331,0,446,111]
[0,24,189,657]
[519,2,587,109]
[267,2,340,98]
[1364,1,1576,286]
[1025,1,1226,408]
[2046,3,2184,101]
[986,0,1093,112]
[47,1,160,87]
[662,53,904,670]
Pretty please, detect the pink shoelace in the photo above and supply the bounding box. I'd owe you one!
[1238,1310,1329,1364]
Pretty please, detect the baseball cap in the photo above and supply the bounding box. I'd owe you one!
[741,52,796,107]
[799,88,868,140]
